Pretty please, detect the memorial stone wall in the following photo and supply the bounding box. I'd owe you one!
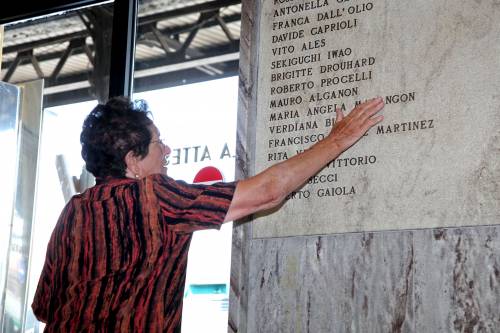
[253,0,500,238]
[229,0,500,332]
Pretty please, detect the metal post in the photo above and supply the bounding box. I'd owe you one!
[108,0,138,98]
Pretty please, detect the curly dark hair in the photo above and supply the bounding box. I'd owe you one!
[80,96,154,178]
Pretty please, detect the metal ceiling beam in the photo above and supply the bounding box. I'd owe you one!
[140,0,240,26]
[134,51,239,78]
[43,61,238,108]
[0,0,111,25]
[2,31,89,55]
[2,15,240,75]
[2,11,240,58]
[179,10,217,54]
[3,50,44,82]
[50,38,93,80]
[215,13,235,41]
[141,12,240,36]
[2,45,94,71]
[43,47,239,95]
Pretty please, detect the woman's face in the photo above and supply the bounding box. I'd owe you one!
[136,124,171,177]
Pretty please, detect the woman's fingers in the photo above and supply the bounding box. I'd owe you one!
[363,98,384,120]
[351,97,384,128]
[352,97,384,120]
[335,107,344,123]
[362,114,384,132]
[332,97,384,139]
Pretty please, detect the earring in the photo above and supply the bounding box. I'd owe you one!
[135,174,140,179]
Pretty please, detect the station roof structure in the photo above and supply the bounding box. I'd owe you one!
[1,0,241,106]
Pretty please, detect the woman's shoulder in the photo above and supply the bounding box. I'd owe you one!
[78,177,140,201]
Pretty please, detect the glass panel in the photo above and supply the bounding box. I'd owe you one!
[1,3,114,332]
[0,82,20,332]
[27,100,94,332]
[2,80,43,333]
[26,76,238,332]
[136,76,238,332]
[133,1,241,331]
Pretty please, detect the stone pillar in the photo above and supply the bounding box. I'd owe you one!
[230,0,500,332]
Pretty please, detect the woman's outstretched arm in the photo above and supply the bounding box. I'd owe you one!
[224,97,384,222]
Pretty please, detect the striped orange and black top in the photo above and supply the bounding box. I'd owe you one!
[32,174,236,332]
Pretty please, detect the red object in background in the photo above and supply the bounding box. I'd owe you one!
[193,166,224,184]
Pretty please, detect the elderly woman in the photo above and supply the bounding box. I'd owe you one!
[32,96,384,332]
